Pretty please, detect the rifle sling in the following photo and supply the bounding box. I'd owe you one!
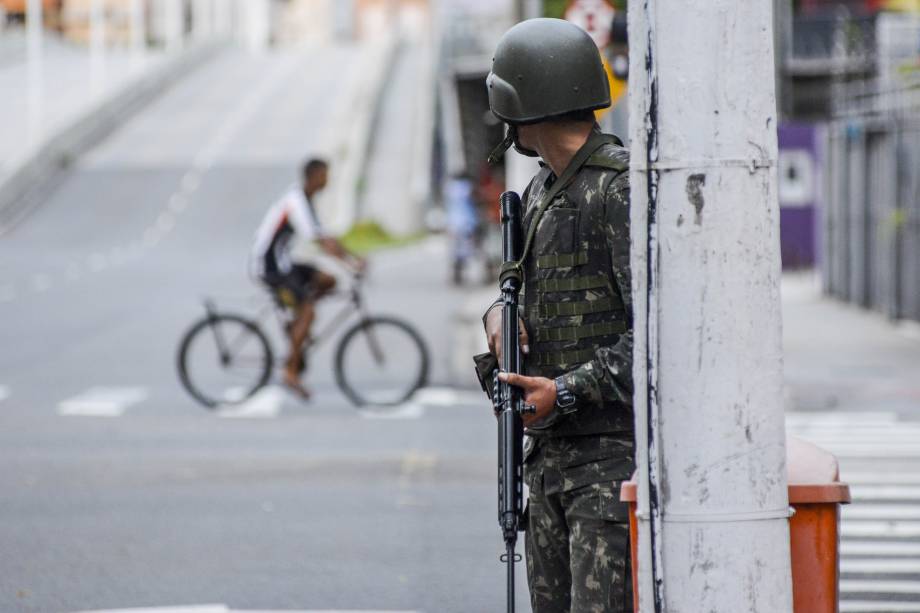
[499,132,622,286]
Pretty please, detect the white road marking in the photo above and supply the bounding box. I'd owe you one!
[841,558,920,574]
[842,541,920,557]
[839,579,920,594]
[851,485,920,500]
[0,385,9,401]
[143,227,162,247]
[786,411,898,424]
[157,211,176,232]
[843,505,920,520]
[841,602,920,612]
[169,194,188,213]
[217,386,284,419]
[88,252,109,272]
[181,172,201,192]
[841,520,920,538]
[789,411,920,605]
[819,447,920,459]
[844,473,920,486]
[30,273,52,292]
[58,387,148,417]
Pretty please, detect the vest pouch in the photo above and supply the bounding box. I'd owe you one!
[535,205,579,257]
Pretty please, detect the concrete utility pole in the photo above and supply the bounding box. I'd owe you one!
[628,1,794,612]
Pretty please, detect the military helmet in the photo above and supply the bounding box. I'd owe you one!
[487,18,611,125]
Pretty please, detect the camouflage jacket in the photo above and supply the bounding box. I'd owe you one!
[491,132,634,439]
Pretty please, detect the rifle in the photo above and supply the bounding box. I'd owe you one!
[495,190,535,613]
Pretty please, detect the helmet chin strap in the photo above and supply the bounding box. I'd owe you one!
[488,125,539,165]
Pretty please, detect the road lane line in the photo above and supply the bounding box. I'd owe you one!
[58,387,148,417]
[217,386,284,419]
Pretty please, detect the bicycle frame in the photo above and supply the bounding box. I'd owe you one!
[201,273,371,362]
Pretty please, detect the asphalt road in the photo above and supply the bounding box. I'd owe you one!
[0,46,529,613]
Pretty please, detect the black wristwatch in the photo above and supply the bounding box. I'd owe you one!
[554,376,578,414]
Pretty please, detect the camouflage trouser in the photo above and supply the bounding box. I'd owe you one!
[524,436,633,613]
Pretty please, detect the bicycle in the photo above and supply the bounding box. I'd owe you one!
[176,271,429,409]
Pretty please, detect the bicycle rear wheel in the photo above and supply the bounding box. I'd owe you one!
[334,316,429,407]
[177,313,273,408]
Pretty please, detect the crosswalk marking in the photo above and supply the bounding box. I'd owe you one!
[788,411,920,611]
[217,386,284,419]
[841,603,920,612]
[842,541,920,557]
[844,473,920,485]
[842,520,920,538]
[843,505,920,520]
[851,485,920,500]
[0,385,9,402]
[58,387,148,417]
[840,579,920,594]
[841,558,920,574]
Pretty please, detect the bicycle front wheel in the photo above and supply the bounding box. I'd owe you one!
[334,316,429,407]
[177,314,273,408]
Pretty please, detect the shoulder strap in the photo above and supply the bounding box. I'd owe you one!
[499,132,621,288]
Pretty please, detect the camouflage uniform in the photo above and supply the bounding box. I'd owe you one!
[519,132,635,613]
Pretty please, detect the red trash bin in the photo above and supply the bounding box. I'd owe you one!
[620,436,851,613]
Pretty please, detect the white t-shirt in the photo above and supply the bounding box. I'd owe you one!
[252,186,325,276]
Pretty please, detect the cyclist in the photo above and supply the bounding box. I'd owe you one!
[251,158,366,399]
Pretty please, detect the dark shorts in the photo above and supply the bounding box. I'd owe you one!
[264,264,318,308]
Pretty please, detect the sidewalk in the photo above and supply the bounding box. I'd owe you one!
[0,29,217,231]
[453,272,920,418]
[782,273,920,418]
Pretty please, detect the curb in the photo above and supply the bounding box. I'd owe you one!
[0,42,223,236]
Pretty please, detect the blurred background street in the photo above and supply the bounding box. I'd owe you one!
[0,0,919,612]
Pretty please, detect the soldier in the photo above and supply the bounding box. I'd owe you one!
[482,18,635,613]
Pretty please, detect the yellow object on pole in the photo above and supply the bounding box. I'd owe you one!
[884,0,920,11]
[594,55,626,120]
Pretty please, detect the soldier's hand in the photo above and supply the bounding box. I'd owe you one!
[498,372,556,427]
[485,306,529,363]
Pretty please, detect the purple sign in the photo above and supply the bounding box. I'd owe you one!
[778,122,822,269]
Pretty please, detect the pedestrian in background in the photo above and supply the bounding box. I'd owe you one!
[445,172,479,285]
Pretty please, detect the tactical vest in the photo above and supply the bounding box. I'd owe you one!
[521,138,633,438]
